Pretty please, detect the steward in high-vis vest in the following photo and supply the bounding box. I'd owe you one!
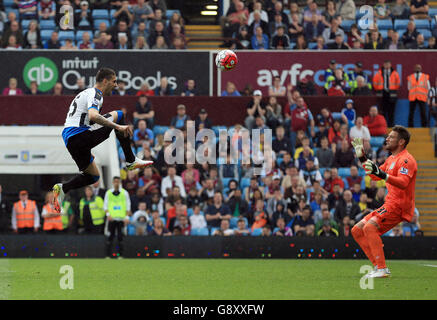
[104,177,131,258]
[41,192,63,233]
[61,199,74,232]
[79,186,105,234]
[407,64,430,127]
[12,190,40,234]
[372,60,400,127]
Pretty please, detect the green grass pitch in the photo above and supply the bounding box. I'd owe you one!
[1,259,436,300]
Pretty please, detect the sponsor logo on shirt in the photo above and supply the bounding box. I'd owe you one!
[400,167,409,175]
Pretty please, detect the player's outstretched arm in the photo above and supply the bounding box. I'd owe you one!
[88,108,119,130]
[351,138,368,163]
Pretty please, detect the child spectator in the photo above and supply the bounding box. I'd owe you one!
[341,99,356,127]
[131,202,150,235]
[189,205,207,229]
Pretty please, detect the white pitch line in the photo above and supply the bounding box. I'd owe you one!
[423,264,437,268]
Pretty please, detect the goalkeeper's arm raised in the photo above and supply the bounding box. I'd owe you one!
[351,138,368,163]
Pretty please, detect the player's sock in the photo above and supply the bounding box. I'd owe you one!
[62,173,98,194]
[115,112,135,164]
[351,225,377,266]
[363,223,387,269]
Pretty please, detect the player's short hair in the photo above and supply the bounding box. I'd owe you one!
[96,68,116,83]
[113,176,121,181]
[392,125,410,148]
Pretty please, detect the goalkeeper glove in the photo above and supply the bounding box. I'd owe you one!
[363,159,388,180]
[351,138,368,163]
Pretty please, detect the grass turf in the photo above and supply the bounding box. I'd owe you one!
[1,259,436,300]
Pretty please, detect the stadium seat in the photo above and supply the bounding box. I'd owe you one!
[75,30,93,42]
[370,136,385,148]
[429,8,437,16]
[153,125,169,136]
[319,168,326,176]
[3,0,14,7]
[379,30,388,39]
[212,126,227,137]
[210,227,220,235]
[418,29,432,39]
[41,29,53,42]
[58,30,75,41]
[289,42,296,49]
[240,177,251,190]
[221,177,234,189]
[166,9,181,19]
[127,224,136,236]
[307,42,317,49]
[230,217,248,229]
[376,19,393,30]
[394,19,409,31]
[191,227,209,236]
[39,19,56,30]
[338,167,351,178]
[187,208,194,217]
[21,19,32,29]
[93,19,110,30]
[251,228,263,236]
[414,19,430,29]
[92,9,109,20]
[332,112,342,120]
[5,8,19,18]
[397,29,406,38]
[341,20,355,32]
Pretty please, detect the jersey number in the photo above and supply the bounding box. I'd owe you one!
[69,100,77,117]
[69,96,87,126]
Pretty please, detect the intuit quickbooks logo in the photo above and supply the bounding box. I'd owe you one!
[23,57,59,92]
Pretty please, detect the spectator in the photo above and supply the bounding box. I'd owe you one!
[364,30,384,49]
[161,166,186,198]
[315,207,338,233]
[222,1,249,45]
[166,199,187,231]
[79,186,105,234]
[18,0,38,20]
[345,24,363,48]
[133,119,154,148]
[38,0,56,20]
[287,2,303,24]
[251,26,269,50]
[410,0,429,19]
[317,221,339,237]
[334,139,355,168]
[288,13,304,42]
[75,1,93,30]
[148,20,170,48]
[149,217,171,235]
[348,62,371,94]
[133,94,154,128]
[325,68,349,96]
[271,25,290,49]
[427,36,436,49]
[268,76,286,97]
[304,13,325,42]
[272,125,292,155]
[316,136,334,168]
[23,20,42,49]
[12,190,40,234]
[132,0,154,25]
[327,33,349,49]
[314,36,327,50]
[221,81,241,97]
[322,15,345,45]
[79,31,94,49]
[349,117,371,142]
[116,33,131,49]
[132,21,148,44]
[95,32,114,49]
[234,218,251,236]
[391,0,410,19]
[5,34,21,49]
[1,20,24,48]
[226,186,248,218]
[132,35,148,49]
[60,38,77,50]
[130,202,149,235]
[352,76,372,96]
[170,23,186,47]
[341,99,357,126]
[374,0,391,19]
[268,13,288,38]
[321,0,337,27]
[414,33,427,49]
[189,205,207,229]
[2,77,23,96]
[25,80,42,95]
[154,76,174,96]
[248,1,269,25]
[401,20,419,49]
[336,0,355,20]
[332,123,351,148]
[249,10,269,36]
[181,79,197,96]
[273,217,293,236]
[296,76,316,96]
[138,166,160,195]
[113,80,130,96]
[109,20,132,48]
[303,1,322,27]
[212,219,234,236]
[295,34,307,49]
[166,11,185,35]
[407,64,430,127]
[52,82,63,96]
[94,21,109,40]
[205,192,232,228]
[250,198,268,231]
[113,0,133,26]
[232,25,252,50]
[136,82,154,96]
[334,190,360,223]
[290,97,315,147]
[170,104,190,129]
[195,108,212,131]
[245,89,266,130]
[293,205,315,236]
[300,159,322,187]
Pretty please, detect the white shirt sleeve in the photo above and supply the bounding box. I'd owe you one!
[363,126,371,140]
[176,176,187,198]
[161,177,169,197]
[125,189,131,212]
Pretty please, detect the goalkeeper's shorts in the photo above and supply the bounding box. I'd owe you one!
[361,204,404,235]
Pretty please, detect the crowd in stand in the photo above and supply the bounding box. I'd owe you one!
[0,78,424,238]
[0,0,186,50]
[222,0,437,50]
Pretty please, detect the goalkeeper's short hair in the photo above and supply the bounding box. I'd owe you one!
[392,125,410,147]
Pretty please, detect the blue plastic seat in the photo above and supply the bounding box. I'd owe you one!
[93,19,110,30]
[370,136,385,148]
[166,9,181,19]
[379,29,388,39]
[191,227,209,236]
[187,208,194,216]
[307,41,317,49]
[376,19,393,30]
[429,8,437,16]
[394,19,409,31]
[92,9,109,20]
[341,19,355,32]
[21,19,32,29]
[338,167,351,178]
[41,29,53,42]
[251,228,263,236]
[414,19,430,29]
[418,29,432,39]
[212,126,227,137]
[39,19,56,30]
[75,30,93,42]
[240,177,251,190]
[58,30,75,41]
[3,0,15,7]
[210,227,220,235]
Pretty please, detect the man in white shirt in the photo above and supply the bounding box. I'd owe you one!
[161,166,186,198]
[349,117,371,142]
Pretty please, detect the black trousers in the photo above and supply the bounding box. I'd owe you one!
[382,92,397,127]
[106,221,124,257]
[408,99,428,127]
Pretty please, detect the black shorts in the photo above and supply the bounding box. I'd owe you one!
[66,113,114,172]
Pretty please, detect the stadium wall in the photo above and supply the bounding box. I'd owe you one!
[0,235,436,259]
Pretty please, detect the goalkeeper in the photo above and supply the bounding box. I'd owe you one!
[351,125,417,278]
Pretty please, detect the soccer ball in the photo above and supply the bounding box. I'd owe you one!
[215,50,238,71]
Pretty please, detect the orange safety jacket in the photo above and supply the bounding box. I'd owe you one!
[42,203,63,231]
[13,200,36,229]
[408,73,429,102]
[373,69,401,92]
